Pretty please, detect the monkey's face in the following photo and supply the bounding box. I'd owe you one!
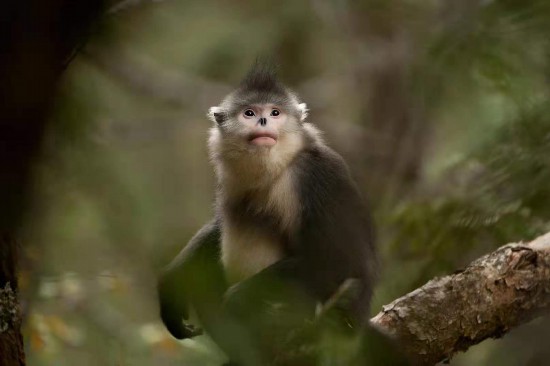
[208,64,310,181]
[236,103,289,147]
[208,99,307,155]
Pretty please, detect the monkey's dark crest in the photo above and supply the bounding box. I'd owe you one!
[215,61,303,122]
[238,61,286,97]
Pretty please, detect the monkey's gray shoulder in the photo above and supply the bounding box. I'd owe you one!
[157,218,225,339]
[290,144,377,304]
[162,218,222,274]
[292,144,371,222]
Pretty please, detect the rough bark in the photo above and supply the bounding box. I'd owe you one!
[0,237,24,366]
[372,232,550,365]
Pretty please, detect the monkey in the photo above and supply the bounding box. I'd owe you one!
[157,62,381,365]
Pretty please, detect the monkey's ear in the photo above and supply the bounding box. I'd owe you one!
[298,103,308,122]
[207,106,227,124]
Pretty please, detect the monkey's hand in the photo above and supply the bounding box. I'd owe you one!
[157,220,224,340]
[158,271,203,339]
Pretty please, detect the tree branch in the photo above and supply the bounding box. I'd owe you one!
[371,232,550,365]
[82,46,231,109]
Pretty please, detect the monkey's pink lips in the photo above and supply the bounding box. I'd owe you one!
[248,132,278,146]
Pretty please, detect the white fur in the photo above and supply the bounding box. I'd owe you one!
[221,223,284,284]
[220,171,299,283]
[208,125,304,195]
[208,107,323,283]
[207,106,223,123]
[298,103,309,122]
[302,122,323,144]
[264,169,300,231]
[211,128,303,283]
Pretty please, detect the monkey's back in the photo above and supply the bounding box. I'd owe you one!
[290,144,377,323]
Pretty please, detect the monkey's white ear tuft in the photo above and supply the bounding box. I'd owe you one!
[207,106,221,122]
[298,103,309,122]
[207,106,226,124]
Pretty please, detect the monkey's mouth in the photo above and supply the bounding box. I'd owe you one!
[248,132,278,147]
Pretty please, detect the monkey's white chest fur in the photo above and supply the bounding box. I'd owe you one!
[220,170,300,284]
[221,225,284,284]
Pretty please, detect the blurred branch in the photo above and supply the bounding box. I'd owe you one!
[108,0,166,15]
[311,0,432,205]
[372,232,550,365]
[64,0,169,69]
[82,46,231,109]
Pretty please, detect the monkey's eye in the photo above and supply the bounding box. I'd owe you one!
[243,109,255,117]
[270,109,280,117]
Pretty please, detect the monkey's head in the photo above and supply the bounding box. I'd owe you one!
[208,63,309,169]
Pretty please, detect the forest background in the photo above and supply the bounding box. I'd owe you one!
[16,1,550,365]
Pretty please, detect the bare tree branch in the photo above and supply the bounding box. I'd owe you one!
[372,232,550,365]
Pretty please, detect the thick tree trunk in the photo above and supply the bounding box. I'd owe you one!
[372,232,550,365]
[0,1,105,364]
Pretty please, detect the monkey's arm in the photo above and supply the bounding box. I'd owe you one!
[296,148,376,320]
[157,219,226,339]
[224,257,307,309]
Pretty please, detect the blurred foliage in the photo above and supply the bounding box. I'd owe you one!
[18,0,550,365]
[386,103,550,291]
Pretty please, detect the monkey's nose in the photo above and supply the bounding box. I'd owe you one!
[258,117,267,126]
